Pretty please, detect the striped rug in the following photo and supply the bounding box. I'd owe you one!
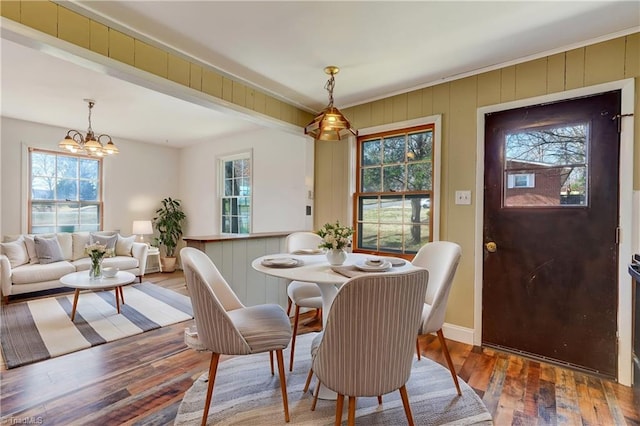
[175,332,493,425]
[0,282,193,369]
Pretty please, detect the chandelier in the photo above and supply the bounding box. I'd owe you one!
[304,66,357,141]
[58,99,118,156]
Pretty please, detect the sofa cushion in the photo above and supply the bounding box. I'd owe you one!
[72,232,91,261]
[10,261,76,285]
[90,233,117,257]
[56,233,73,260]
[34,236,65,265]
[116,235,136,256]
[73,256,139,271]
[1,238,29,268]
[23,235,39,264]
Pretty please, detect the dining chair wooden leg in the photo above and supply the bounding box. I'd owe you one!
[311,381,320,411]
[289,305,301,371]
[334,393,344,426]
[377,395,382,405]
[286,298,292,316]
[416,338,422,360]
[347,396,357,426]
[269,351,274,375]
[275,349,290,423]
[437,329,462,396]
[399,385,415,426]
[201,352,220,426]
[303,368,314,393]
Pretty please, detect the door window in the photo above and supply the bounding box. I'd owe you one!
[504,124,588,207]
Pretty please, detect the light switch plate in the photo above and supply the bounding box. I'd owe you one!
[455,190,472,205]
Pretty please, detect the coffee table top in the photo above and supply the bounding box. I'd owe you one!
[60,270,136,290]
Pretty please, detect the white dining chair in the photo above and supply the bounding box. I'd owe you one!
[180,247,293,424]
[412,240,463,395]
[285,231,324,371]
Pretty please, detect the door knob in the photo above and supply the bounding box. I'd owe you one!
[485,242,497,253]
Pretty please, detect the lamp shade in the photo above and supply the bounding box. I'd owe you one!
[132,220,153,235]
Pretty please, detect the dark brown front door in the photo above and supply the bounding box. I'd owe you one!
[482,91,621,378]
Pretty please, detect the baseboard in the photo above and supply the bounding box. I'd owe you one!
[441,322,475,346]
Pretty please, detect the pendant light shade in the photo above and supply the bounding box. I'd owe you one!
[304,66,357,141]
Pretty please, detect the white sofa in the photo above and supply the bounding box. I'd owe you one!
[1,231,149,302]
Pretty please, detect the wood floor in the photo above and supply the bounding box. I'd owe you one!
[1,271,638,425]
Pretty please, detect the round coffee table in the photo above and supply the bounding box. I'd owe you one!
[60,270,136,321]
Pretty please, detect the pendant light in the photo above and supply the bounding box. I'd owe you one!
[59,99,118,156]
[304,66,357,141]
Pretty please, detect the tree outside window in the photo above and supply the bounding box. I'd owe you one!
[29,148,102,233]
[504,123,587,207]
[220,153,251,234]
[355,124,434,256]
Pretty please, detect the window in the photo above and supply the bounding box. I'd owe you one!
[220,153,251,234]
[29,148,102,233]
[355,124,435,256]
[504,123,588,207]
[507,173,535,188]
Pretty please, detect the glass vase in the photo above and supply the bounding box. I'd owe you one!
[89,258,103,280]
[326,248,348,266]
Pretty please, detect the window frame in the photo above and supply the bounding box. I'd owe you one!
[28,147,103,233]
[219,150,252,234]
[352,116,441,259]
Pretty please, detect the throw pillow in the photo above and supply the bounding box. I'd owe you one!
[34,236,65,265]
[23,235,39,264]
[115,234,136,257]
[89,233,117,257]
[0,237,30,268]
[71,232,91,261]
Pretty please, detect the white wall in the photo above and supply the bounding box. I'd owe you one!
[0,117,180,237]
[179,127,314,236]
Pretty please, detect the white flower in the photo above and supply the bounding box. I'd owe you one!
[316,221,353,250]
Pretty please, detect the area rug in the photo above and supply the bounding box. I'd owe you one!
[1,282,193,369]
[175,333,493,425]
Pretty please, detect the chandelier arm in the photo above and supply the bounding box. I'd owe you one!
[68,130,84,143]
[96,134,113,144]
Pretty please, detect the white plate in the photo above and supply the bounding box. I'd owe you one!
[354,260,392,272]
[364,258,385,267]
[382,257,407,267]
[261,257,302,268]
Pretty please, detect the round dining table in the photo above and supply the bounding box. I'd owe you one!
[252,251,422,400]
[251,252,422,338]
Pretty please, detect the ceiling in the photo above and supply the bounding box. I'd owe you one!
[1,1,639,147]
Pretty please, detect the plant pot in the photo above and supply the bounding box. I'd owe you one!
[160,256,177,273]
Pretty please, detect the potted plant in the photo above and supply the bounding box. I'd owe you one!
[152,197,186,272]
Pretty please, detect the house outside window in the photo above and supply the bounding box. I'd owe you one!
[354,124,435,256]
[29,148,102,233]
[220,152,251,234]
